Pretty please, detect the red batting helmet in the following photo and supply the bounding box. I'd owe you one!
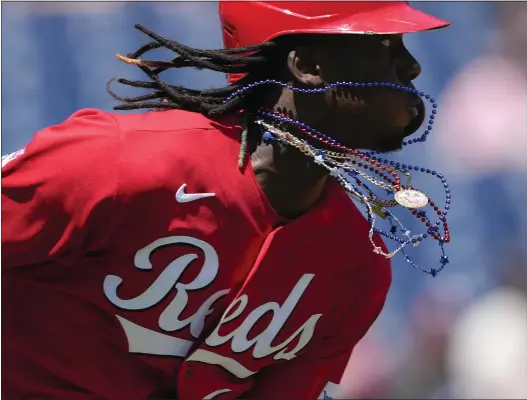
[219,1,450,82]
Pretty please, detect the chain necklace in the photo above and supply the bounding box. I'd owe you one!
[224,80,451,277]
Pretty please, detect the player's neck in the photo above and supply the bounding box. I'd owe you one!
[248,98,330,219]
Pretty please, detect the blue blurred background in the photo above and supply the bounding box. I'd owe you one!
[2,2,526,398]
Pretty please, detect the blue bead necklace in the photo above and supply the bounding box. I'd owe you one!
[223,80,450,276]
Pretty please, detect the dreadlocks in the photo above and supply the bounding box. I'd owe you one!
[107,24,277,118]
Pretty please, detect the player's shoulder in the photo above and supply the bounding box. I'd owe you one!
[53,107,242,165]
[62,107,242,163]
[44,107,244,194]
[102,109,245,196]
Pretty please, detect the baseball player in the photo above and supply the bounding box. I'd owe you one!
[2,2,451,399]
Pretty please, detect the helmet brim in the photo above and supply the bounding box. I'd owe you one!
[264,2,450,41]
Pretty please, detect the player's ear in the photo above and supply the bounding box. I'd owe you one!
[287,46,324,86]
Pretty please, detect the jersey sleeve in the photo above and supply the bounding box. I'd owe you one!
[1,109,121,269]
[176,229,392,400]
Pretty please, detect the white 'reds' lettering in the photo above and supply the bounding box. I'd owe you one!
[206,273,322,360]
[104,236,230,341]
[103,236,322,366]
[203,389,233,399]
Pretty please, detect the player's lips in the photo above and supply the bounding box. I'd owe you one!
[408,105,419,119]
[403,98,425,137]
[408,92,423,114]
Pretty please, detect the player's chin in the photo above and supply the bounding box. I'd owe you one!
[364,131,406,153]
[374,136,406,153]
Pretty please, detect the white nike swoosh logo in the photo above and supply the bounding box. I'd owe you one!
[176,183,216,203]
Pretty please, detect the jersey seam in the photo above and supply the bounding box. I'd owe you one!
[116,126,221,134]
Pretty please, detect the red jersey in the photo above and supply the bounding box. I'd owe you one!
[2,109,391,400]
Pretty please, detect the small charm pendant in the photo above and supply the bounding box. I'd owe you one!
[394,189,429,209]
[372,204,388,219]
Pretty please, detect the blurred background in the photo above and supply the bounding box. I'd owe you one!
[1,2,526,398]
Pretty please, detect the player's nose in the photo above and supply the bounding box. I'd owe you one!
[398,49,422,83]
